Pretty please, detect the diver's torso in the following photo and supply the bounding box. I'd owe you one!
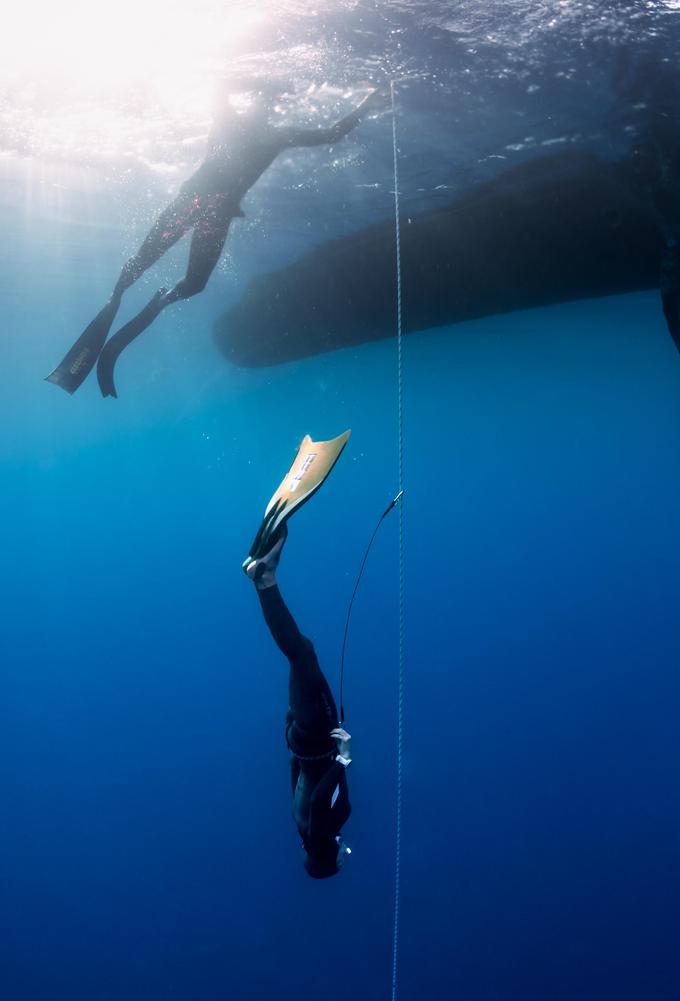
[183,121,288,200]
[292,758,334,838]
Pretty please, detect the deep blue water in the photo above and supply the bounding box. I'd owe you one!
[3,2,680,999]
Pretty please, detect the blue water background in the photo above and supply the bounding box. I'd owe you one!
[3,2,680,996]
[4,214,680,997]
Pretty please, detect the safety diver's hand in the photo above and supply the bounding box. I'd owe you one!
[331,727,352,759]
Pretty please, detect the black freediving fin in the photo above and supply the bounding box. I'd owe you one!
[245,430,351,562]
[96,290,167,398]
[45,297,121,394]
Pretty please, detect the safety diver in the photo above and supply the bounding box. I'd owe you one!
[47,84,388,397]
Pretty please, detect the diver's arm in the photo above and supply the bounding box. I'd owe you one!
[286,89,387,148]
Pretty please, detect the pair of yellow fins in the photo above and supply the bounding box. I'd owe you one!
[244,429,351,562]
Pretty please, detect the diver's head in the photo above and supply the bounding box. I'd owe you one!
[304,854,339,880]
[303,835,352,880]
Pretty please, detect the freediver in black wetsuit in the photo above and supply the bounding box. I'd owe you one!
[243,526,352,879]
[46,85,387,398]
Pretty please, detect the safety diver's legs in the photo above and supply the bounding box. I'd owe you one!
[96,209,235,397]
[162,204,235,304]
[46,193,199,394]
[113,192,201,295]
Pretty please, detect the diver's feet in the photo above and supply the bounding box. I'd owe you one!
[243,526,287,590]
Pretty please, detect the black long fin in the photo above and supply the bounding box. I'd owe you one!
[97,290,167,398]
[45,298,120,394]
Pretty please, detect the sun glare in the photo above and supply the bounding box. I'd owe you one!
[1,1,268,165]
[3,1,263,86]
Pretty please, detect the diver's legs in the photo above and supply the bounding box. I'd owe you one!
[113,192,200,296]
[257,584,338,739]
[160,207,234,305]
[96,209,234,397]
[248,530,338,740]
[46,193,198,394]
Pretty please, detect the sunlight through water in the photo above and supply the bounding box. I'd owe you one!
[0,0,273,164]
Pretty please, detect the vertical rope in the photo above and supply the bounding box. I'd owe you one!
[390,77,405,1001]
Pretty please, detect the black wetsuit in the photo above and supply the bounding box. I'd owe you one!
[257,584,351,859]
